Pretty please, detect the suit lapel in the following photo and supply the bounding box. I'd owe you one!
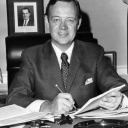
[66,41,81,92]
[43,40,82,93]
[44,41,65,92]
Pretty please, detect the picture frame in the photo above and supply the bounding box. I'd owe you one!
[6,0,44,36]
[104,51,117,70]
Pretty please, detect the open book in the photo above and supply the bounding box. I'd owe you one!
[70,84,126,117]
[0,104,54,127]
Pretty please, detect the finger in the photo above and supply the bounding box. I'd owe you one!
[107,97,116,103]
[58,108,67,114]
[58,93,75,104]
[56,97,73,108]
[56,96,74,111]
[99,96,122,110]
[111,91,121,97]
[102,97,108,102]
[108,96,121,103]
[62,103,73,113]
[99,100,114,109]
[106,91,121,98]
[102,92,122,103]
[61,98,73,107]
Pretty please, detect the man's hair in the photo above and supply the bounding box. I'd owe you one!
[21,7,30,14]
[45,0,82,19]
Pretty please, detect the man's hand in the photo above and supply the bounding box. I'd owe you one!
[99,91,123,110]
[40,93,75,115]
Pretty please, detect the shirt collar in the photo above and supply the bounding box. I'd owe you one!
[52,42,74,63]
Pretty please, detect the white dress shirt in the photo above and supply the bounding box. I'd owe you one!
[23,19,29,26]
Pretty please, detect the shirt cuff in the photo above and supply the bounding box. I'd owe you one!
[26,100,46,112]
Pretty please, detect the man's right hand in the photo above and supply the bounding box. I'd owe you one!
[40,93,75,115]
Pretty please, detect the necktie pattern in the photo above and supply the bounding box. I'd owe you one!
[61,53,69,90]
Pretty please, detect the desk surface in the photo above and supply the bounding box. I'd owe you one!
[10,118,89,128]
[9,117,128,128]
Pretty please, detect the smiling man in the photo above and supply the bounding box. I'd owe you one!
[6,0,128,115]
[45,0,81,52]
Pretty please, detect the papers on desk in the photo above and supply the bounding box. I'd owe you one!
[0,104,54,127]
[0,84,127,126]
[74,108,128,119]
[70,84,126,118]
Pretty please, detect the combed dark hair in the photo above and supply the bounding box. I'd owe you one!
[45,0,82,19]
[21,7,30,13]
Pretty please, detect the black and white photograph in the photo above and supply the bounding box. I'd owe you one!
[6,0,44,35]
[14,2,37,33]
[0,0,128,127]
[18,6,34,27]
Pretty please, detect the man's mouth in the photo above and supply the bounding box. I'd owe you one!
[58,32,68,37]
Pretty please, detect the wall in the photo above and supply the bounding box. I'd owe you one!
[0,0,127,88]
[78,0,127,74]
[0,0,8,83]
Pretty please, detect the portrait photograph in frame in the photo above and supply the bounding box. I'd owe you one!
[104,51,117,70]
[6,0,44,36]
[14,2,37,33]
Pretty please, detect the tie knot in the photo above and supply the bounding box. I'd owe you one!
[61,53,68,62]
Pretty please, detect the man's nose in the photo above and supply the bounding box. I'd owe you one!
[59,22,68,30]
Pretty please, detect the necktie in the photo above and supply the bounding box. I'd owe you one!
[24,20,27,26]
[61,53,69,90]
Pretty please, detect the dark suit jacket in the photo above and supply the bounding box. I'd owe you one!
[18,18,34,26]
[6,40,128,108]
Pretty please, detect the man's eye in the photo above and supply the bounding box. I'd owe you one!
[66,19,75,24]
[53,19,60,23]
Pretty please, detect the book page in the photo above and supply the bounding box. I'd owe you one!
[0,104,30,121]
[0,112,51,127]
[70,84,125,116]
[75,108,128,119]
[0,104,54,127]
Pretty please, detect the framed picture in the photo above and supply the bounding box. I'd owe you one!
[104,51,117,70]
[6,0,44,36]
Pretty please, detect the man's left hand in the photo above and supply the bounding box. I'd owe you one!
[99,91,123,110]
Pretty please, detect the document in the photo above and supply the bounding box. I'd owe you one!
[74,108,128,119]
[70,84,125,117]
[0,104,30,121]
[0,104,54,127]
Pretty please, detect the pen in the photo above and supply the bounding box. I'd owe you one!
[55,84,77,110]
[55,84,63,93]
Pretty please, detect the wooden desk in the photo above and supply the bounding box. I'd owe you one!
[9,115,128,128]
[10,118,90,128]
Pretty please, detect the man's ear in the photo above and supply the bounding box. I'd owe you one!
[77,18,82,30]
[45,15,49,29]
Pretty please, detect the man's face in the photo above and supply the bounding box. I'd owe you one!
[22,9,30,20]
[46,1,81,47]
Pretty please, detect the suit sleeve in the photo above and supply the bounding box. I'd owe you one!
[6,51,37,108]
[96,47,128,96]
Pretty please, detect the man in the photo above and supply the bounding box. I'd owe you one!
[6,0,128,115]
[18,7,34,26]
